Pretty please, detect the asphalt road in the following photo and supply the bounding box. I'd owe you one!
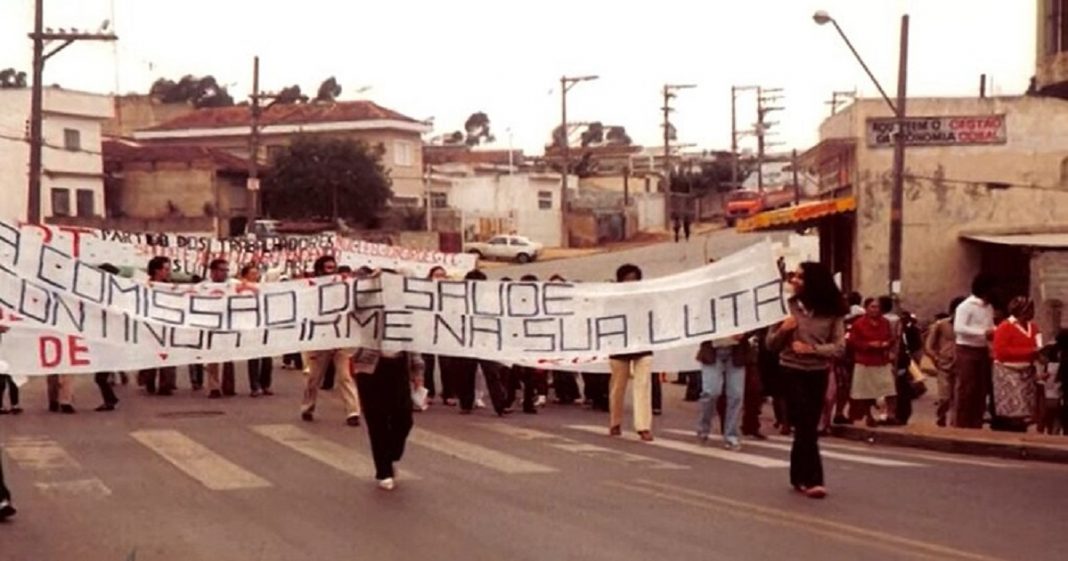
[2,370,1066,561]
[491,227,788,281]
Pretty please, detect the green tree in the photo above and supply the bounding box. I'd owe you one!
[315,77,342,102]
[263,137,393,224]
[149,74,235,108]
[464,111,494,146]
[0,68,28,89]
[274,84,308,104]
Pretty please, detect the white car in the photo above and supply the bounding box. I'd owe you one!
[465,235,543,263]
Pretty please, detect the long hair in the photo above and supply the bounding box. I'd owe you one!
[797,262,846,318]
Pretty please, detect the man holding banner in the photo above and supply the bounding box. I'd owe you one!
[300,256,362,427]
[608,264,656,442]
[137,256,178,396]
[204,259,238,399]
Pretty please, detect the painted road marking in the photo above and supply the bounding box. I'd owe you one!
[130,430,271,491]
[566,425,788,469]
[663,429,923,467]
[251,424,421,480]
[4,436,81,470]
[34,478,112,499]
[764,435,1017,468]
[483,424,687,470]
[408,428,558,474]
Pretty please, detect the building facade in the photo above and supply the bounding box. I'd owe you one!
[1036,0,1068,97]
[133,100,431,204]
[0,87,113,222]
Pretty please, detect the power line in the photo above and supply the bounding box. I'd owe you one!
[0,131,104,156]
[903,173,1068,194]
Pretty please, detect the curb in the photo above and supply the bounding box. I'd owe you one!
[830,426,1068,465]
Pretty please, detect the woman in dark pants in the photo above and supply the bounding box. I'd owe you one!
[767,262,846,499]
[355,350,421,491]
[0,447,15,520]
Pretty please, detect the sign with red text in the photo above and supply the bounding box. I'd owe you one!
[866,115,1007,148]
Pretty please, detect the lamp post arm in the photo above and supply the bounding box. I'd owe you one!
[831,19,898,116]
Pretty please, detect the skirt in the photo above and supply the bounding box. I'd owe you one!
[850,363,896,400]
[992,362,1037,419]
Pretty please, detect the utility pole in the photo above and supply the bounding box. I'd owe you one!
[27,0,116,224]
[889,15,909,296]
[826,89,857,115]
[755,87,784,193]
[248,56,262,222]
[558,74,598,248]
[662,83,696,221]
[730,85,758,190]
[791,149,801,206]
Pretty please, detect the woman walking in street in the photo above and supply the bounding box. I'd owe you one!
[848,298,897,427]
[353,345,422,491]
[991,297,1042,431]
[767,262,846,499]
[608,264,655,441]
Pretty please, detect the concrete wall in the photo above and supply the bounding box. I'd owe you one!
[104,96,194,138]
[1032,250,1068,338]
[1036,0,1068,92]
[0,88,112,222]
[829,96,1068,319]
[633,192,666,231]
[445,174,563,247]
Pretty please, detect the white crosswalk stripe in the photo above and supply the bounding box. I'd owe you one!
[763,435,1017,468]
[408,427,558,474]
[3,435,112,499]
[662,429,924,467]
[566,425,789,469]
[251,424,421,480]
[130,429,271,491]
[481,424,688,470]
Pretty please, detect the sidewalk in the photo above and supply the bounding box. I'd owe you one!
[828,383,1068,464]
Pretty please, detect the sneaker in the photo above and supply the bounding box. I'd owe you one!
[724,439,742,451]
[250,390,263,398]
[474,397,487,409]
[804,486,828,499]
[0,499,15,520]
[535,395,547,408]
[301,411,314,422]
[638,431,654,442]
[94,403,115,412]
[609,425,622,436]
[346,415,361,427]
[377,478,395,491]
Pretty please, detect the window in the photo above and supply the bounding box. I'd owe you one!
[488,237,508,245]
[429,192,448,209]
[393,140,414,167]
[76,189,95,217]
[1048,0,1068,55]
[63,128,81,151]
[537,190,553,210]
[510,238,528,246]
[51,188,71,217]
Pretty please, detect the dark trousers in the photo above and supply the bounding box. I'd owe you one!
[553,371,581,403]
[953,345,991,429]
[438,355,459,401]
[785,367,828,489]
[95,372,118,406]
[189,364,204,390]
[0,375,18,408]
[355,355,414,481]
[138,367,177,394]
[509,366,540,410]
[248,358,273,392]
[684,370,702,401]
[453,357,509,413]
[283,353,303,370]
[584,373,610,410]
[894,370,913,424]
[0,449,10,503]
[651,374,662,411]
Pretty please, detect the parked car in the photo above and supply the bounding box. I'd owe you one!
[465,235,543,263]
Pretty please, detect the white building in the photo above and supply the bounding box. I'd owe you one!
[429,163,564,247]
[0,87,113,222]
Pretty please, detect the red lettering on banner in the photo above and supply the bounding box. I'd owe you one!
[68,336,91,366]
[56,226,95,258]
[39,336,63,368]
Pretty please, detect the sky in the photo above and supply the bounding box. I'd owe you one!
[0,0,1037,154]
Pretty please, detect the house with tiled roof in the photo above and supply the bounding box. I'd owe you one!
[132,100,431,205]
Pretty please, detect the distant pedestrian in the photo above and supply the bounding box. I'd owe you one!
[683,214,692,241]
[241,264,274,397]
[767,262,846,499]
[608,264,655,442]
[848,298,896,427]
[952,274,996,429]
[925,297,965,427]
[1037,330,1067,435]
[991,297,1041,430]
[671,213,681,243]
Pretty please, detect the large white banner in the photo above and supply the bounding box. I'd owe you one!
[0,221,786,375]
[16,222,476,279]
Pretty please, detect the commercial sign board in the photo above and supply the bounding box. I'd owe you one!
[866,115,1007,148]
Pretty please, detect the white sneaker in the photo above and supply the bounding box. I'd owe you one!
[535,395,547,408]
[474,397,487,409]
[377,477,395,491]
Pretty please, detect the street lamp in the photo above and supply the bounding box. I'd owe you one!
[814,10,909,298]
[559,74,598,248]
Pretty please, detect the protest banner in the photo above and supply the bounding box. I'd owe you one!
[12,221,475,279]
[0,221,786,374]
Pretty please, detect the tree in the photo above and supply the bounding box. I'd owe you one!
[315,77,342,103]
[464,111,494,146]
[605,126,632,146]
[149,74,235,108]
[263,137,392,225]
[669,154,750,194]
[274,84,308,104]
[0,68,27,89]
[580,122,604,147]
[443,131,465,145]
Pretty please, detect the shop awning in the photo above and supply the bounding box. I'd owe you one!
[960,232,1068,249]
[736,196,856,233]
